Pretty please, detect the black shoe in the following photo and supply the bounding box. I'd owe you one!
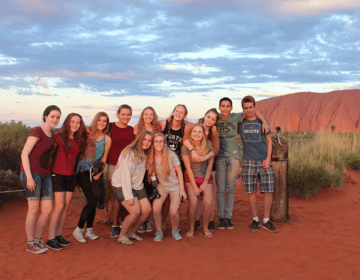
[110,226,121,238]
[194,220,201,231]
[46,239,63,250]
[250,220,261,231]
[56,235,71,246]
[262,221,279,233]
[208,221,216,231]
[217,218,226,229]
[225,218,234,229]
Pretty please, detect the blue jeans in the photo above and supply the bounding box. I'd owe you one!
[20,172,53,200]
[216,157,240,219]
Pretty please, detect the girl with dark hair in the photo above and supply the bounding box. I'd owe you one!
[182,124,214,239]
[111,130,153,245]
[21,105,61,254]
[183,108,220,231]
[73,112,112,243]
[147,133,187,241]
[106,105,135,238]
[46,113,87,250]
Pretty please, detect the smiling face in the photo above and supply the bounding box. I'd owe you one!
[117,108,132,126]
[204,111,217,127]
[191,125,205,142]
[69,116,81,134]
[172,105,186,122]
[153,135,165,152]
[97,116,108,132]
[243,102,256,120]
[142,108,154,124]
[142,134,153,150]
[219,100,232,117]
[45,110,61,129]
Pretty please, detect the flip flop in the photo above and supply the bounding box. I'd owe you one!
[186,231,194,238]
[117,237,134,246]
[128,235,143,241]
[203,231,212,238]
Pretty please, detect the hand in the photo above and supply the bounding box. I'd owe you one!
[127,198,134,206]
[115,164,119,169]
[27,177,36,192]
[191,150,201,162]
[199,181,208,192]
[192,187,201,197]
[180,189,187,201]
[93,172,102,181]
[261,159,271,169]
[262,122,269,134]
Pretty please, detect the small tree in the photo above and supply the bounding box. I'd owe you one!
[330,124,335,132]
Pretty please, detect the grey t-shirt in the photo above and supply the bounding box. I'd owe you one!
[181,142,213,177]
[156,150,180,191]
[238,118,271,161]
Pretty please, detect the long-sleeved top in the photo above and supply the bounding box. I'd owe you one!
[111,149,146,201]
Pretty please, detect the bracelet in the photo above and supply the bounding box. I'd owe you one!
[190,148,195,152]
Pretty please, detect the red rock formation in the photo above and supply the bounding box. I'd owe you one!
[256,89,360,132]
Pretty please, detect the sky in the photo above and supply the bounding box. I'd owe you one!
[0,0,359,127]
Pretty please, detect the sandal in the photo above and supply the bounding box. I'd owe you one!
[117,237,134,246]
[203,231,212,239]
[186,231,194,238]
[128,235,143,241]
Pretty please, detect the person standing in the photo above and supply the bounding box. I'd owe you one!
[238,96,278,233]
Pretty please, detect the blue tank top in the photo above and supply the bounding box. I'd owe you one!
[95,136,105,161]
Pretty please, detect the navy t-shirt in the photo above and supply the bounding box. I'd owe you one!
[238,119,271,161]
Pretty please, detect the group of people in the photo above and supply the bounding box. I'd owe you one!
[20,95,278,254]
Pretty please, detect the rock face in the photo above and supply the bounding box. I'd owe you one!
[256,89,360,132]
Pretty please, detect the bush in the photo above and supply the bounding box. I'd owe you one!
[0,169,22,192]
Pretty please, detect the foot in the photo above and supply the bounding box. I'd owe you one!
[217,218,226,229]
[117,237,134,246]
[194,220,201,231]
[186,230,194,237]
[225,218,234,229]
[250,220,261,231]
[208,221,216,231]
[128,234,143,241]
[46,238,63,250]
[34,238,48,251]
[110,226,121,238]
[85,228,99,240]
[154,231,164,242]
[137,224,146,234]
[203,231,212,238]
[145,221,153,233]
[262,221,279,233]
[26,241,46,254]
[73,227,87,243]
[56,235,71,246]
[171,230,182,241]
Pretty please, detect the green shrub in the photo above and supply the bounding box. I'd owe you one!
[0,169,22,192]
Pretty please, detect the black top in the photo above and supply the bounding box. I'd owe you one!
[162,120,185,157]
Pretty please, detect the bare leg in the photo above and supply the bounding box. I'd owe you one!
[211,171,216,221]
[152,195,167,232]
[202,184,213,236]
[112,199,121,227]
[25,200,40,241]
[169,192,181,231]
[35,200,53,239]
[128,198,151,237]
[248,193,258,218]
[185,183,199,235]
[56,191,73,236]
[48,192,65,239]
[263,192,273,219]
[118,199,141,241]
[161,199,170,231]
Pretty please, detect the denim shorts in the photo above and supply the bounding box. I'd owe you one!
[51,173,77,192]
[20,172,53,200]
[240,159,275,194]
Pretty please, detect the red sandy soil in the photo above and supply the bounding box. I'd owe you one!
[1,170,360,280]
[256,89,360,132]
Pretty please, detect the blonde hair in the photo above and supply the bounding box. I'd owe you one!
[188,123,210,156]
[122,130,154,163]
[147,133,170,180]
[136,106,162,135]
[83,112,109,160]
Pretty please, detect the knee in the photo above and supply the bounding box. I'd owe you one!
[28,204,40,216]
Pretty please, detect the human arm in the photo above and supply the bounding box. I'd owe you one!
[199,156,214,193]
[182,154,200,196]
[112,151,135,202]
[210,126,220,157]
[133,124,139,138]
[159,120,166,131]
[254,111,269,134]
[174,164,187,201]
[94,135,112,181]
[261,133,272,169]
[20,136,39,192]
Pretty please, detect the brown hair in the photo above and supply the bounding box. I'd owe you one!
[136,106,162,135]
[117,104,132,114]
[59,113,87,158]
[167,104,188,138]
[241,95,256,108]
[198,108,219,140]
[188,123,211,156]
[122,130,154,163]
[147,133,170,180]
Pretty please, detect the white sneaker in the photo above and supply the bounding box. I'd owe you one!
[73,227,87,243]
[85,228,99,240]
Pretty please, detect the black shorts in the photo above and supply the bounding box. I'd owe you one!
[51,173,77,192]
